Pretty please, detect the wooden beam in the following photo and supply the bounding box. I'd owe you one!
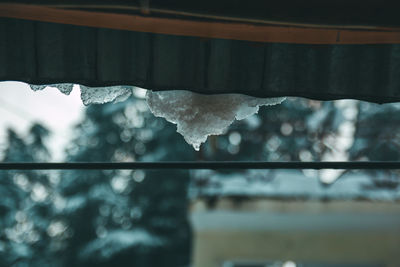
[1,3,400,44]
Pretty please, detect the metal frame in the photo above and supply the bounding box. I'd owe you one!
[1,161,400,170]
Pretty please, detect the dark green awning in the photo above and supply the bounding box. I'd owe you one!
[1,3,400,104]
[1,0,400,28]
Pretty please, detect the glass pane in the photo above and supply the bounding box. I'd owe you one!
[1,82,399,267]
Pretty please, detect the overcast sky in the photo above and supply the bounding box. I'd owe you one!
[0,82,84,161]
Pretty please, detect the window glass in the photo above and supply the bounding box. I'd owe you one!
[1,82,399,267]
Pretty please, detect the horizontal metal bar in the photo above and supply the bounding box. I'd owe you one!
[1,162,400,170]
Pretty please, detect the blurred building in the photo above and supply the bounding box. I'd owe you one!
[189,170,400,267]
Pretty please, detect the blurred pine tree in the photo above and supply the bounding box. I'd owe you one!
[57,94,195,267]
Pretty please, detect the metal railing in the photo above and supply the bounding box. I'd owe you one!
[1,161,400,170]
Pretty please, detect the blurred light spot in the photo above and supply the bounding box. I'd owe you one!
[31,183,48,202]
[135,100,149,112]
[132,116,144,128]
[47,221,68,237]
[282,261,296,267]
[113,149,127,161]
[133,170,145,183]
[339,121,355,137]
[112,113,125,125]
[88,137,99,147]
[15,211,27,223]
[270,152,280,160]
[320,169,344,184]
[228,132,241,146]
[227,144,239,154]
[13,173,30,191]
[54,195,66,210]
[96,226,107,238]
[244,115,261,129]
[334,99,356,108]
[120,129,132,142]
[119,169,131,176]
[27,230,40,244]
[137,129,153,142]
[48,172,60,185]
[121,218,132,230]
[343,106,358,120]
[5,228,19,243]
[312,142,322,153]
[111,176,129,193]
[299,150,313,161]
[280,123,293,136]
[266,135,281,152]
[134,142,146,155]
[112,210,124,224]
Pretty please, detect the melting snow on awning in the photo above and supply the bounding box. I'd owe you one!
[29,84,285,150]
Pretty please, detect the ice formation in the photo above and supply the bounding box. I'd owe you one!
[80,86,134,105]
[29,84,134,105]
[146,90,285,150]
[30,84,74,95]
[29,84,286,150]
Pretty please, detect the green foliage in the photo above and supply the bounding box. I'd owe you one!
[349,102,400,187]
[2,93,399,267]
[56,97,195,267]
[0,124,57,266]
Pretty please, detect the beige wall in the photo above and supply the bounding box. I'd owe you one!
[190,199,400,267]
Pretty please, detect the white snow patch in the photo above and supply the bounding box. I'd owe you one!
[79,230,163,260]
[146,90,285,150]
[29,84,74,95]
[80,86,134,105]
[29,84,134,105]
[29,85,286,150]
[190,170,400,201]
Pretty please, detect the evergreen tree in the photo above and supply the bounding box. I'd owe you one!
[57,93,195,267]
[0,124,56,266]
[349,102,400,189]
[197,98,345,186]
[0,94,367,267]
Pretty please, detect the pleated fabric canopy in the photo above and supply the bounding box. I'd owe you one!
[1,1,400,103]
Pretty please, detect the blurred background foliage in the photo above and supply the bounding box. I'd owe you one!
[1,92,400,267]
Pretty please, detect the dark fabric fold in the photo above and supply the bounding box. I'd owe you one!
[1,18,400,103]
